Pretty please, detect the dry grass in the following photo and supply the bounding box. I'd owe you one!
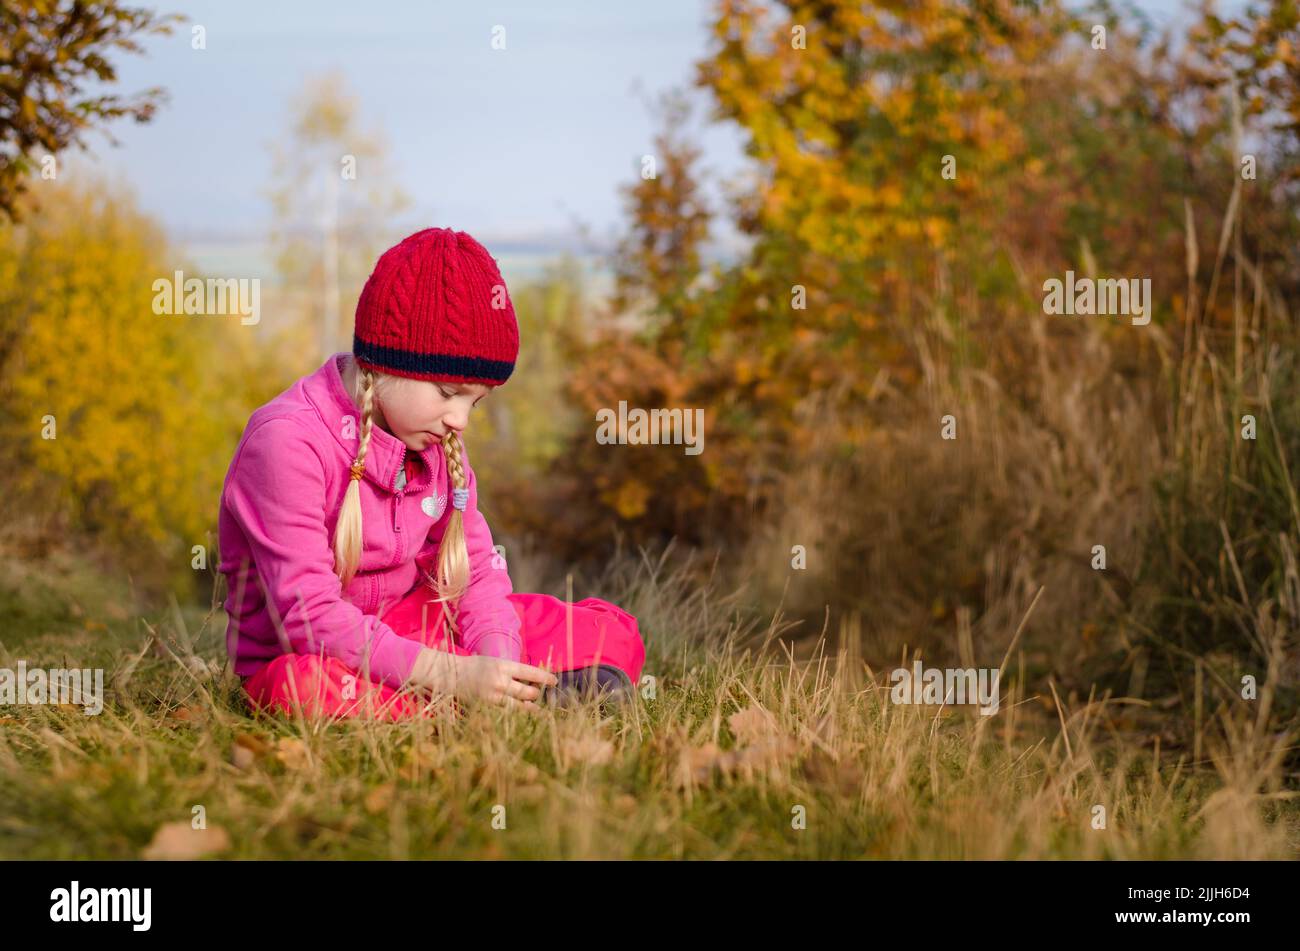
[0,537,1296,859]
[738,201,1300,753]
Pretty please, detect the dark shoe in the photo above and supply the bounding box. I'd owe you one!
[543,664,635,708]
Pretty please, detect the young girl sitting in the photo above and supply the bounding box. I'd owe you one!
[217,227,645,720]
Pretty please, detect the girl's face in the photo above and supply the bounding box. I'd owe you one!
[376,376,492,451]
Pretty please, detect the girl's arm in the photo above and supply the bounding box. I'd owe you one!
[224,417,426,689]
[451,443,523,662]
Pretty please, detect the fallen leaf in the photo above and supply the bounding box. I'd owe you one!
[728,706,780,745]
[167,704,206,723]
[677,732,799,787]
[612,794,638,814]
[677,742,729,787]
[364,783,394,814]
[560,733,614,767]
[733,738,798,774]
[274,737,311,770]
[141,822,231,860]
[231,732,271,770]
[802,750,864,794]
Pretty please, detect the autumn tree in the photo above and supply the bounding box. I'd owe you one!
[545,91,741,550]
[547,0,1284,555]
[266,69,412,367]
[0,0,182,221]
[608,89,714,336]
[0,176,266,595]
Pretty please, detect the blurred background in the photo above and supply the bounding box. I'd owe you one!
[1,0,1297,739]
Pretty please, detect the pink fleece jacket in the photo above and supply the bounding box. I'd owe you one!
[217,352,522,689]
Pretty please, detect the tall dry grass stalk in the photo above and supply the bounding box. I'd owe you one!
[729,155,1299,825]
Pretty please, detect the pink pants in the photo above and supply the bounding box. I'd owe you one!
[242,586,646,721]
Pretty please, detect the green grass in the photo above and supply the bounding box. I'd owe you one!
[1,547,1296,860]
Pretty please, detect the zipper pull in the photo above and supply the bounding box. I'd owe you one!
[393,448,406,535]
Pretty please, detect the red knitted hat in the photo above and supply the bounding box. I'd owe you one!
[352,227,519,386]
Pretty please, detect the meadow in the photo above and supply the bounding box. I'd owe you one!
[0,531,1294,860]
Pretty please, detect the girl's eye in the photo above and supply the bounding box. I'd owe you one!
[436,385,484,406]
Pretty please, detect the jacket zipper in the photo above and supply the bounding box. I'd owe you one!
[390,447,406,567]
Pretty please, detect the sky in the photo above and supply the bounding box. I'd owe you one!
[75,0,1219,280]
[87,1,748,256]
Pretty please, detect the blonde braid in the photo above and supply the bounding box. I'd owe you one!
[332,364,379,589]
[424,430,471,613]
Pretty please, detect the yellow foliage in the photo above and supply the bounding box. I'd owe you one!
[0,175,276,590]
[608,478,651,520]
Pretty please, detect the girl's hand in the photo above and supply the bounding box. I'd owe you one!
[455,655,558,710]
[409,648,557,710]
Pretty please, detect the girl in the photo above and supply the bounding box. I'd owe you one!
[217,227,646,720]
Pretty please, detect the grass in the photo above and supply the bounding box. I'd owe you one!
[2,163,1296,861]
[1,541,1296,860]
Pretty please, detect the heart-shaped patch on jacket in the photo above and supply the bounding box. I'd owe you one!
[421,493,447,520]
